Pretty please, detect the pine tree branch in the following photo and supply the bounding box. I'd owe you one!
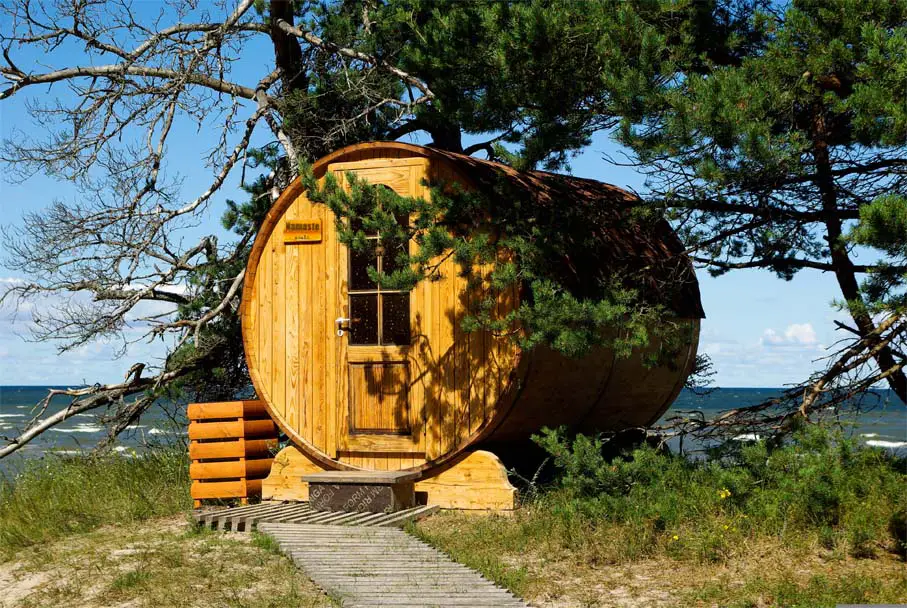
[690,256,900,273]
[274,19,435,102]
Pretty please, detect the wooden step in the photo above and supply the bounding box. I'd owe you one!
[301,470,421,485]
[302,470,422,513]
[193,502,438,531]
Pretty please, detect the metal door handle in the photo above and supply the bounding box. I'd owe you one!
[335,317,351,337]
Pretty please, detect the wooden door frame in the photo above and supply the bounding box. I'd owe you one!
[331,158,429,457]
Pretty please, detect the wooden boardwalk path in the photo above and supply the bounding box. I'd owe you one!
[258,522,530,608]
[194,501,438,531]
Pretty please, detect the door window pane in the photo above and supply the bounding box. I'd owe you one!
[346,187,410,346]
[381,243,405,278]
[349,294,379,345]
[349,242,377,291]
[382,294,411,345]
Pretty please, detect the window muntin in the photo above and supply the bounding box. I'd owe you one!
[347,197,411,346]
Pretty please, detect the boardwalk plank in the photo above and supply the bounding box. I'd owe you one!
[258,521,531,608]
[194,504,528,607]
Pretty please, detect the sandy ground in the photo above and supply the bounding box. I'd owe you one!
[0,516,329,608]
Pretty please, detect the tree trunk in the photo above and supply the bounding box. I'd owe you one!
[426,120,463,153]
[813,114,907,403]
[269,0,308,93]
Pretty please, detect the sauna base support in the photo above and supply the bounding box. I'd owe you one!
[261,446,517,512]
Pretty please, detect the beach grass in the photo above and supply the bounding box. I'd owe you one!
[0,447,190,559]
[413,426,907,606]
[2,425,905,606]
[1,515,332,608]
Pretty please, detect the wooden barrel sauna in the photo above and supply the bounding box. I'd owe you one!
[241,142,703,475]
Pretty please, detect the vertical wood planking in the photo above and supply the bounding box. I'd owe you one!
[312,201,326,454]
[453,267,468,448]
[489,252,509,418]
[301,200,313,446]
[425,212,439,460]
[326,194,339,458]
[285,197,300,431]
[347,364,410,434]
[296,198,317,442]
[245,149,529,474]
[437,258,453,457]
[273,220,285,420]
[245,266,257,394]
[468,263,488,434]
[479,267,491,430]
[258,243,272,405]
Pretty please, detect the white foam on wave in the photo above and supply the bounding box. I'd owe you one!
[865,440,907,449]
[50,423,103,433]
[860,433,880,438]
[0,413,25,419]
[733,433,761,441]
[113,446,137,458]
[148,428,166,435]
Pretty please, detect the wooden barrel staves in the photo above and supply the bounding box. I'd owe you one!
[188,400,278,507]
[240,142,703,509]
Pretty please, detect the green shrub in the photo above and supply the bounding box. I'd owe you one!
[890,509,907,559]
[531,425,906,563]
[0,447,190,558]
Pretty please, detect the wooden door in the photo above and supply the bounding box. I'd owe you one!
[330,158,429,464]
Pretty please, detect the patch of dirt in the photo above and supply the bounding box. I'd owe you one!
[0,565,52,608]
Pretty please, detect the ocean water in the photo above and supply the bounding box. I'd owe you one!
[0,385,185,476]
[668,387,906,454]
[0,385,904,475]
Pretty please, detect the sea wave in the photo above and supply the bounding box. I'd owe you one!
[733,433,761,441]
[865,439,907,449]
[860,433,880,438]
[113,446,137,458]
[0,413,26,419]
[50,423,103,433]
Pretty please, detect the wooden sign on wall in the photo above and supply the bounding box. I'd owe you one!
[285,219,322,244]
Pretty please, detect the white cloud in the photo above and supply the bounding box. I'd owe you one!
[785,323,818,344]
[761,323,818,347]
[697,322,833,387]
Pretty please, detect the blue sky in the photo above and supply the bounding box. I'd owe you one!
[0,17,852,388]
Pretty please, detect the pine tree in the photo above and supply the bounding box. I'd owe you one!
[602,0,907,403]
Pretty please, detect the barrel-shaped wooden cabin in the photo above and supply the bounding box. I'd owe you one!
[242,142,703,483]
